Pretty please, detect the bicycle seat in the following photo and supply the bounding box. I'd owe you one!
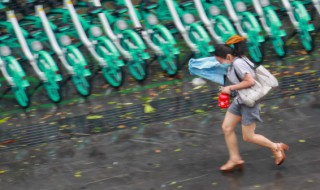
[35,0,46,5]
[0,11,6,20]
[164,23,176,30]
[181,0,193,7]
[135,27,143,34]
[26,28,43,38]
[88,6,104,15]
[144,2,158,10]
[44,0,62,8]
[114,6,128,15]
[2,0,21,12]
[22,3,36,15]
[56,22,71,32]
[0,32,10,41]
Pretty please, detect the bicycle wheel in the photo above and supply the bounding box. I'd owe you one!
[127,59,148,81]
[158,54,179,76]
[95,39,125,87]
[300,29,314,52]
[247,41,264,63]
[120,39,148,81]
[292,1,314,51]
[65,46,91,96]
[37,51,62,103]
[188,24,214,58]
[151,26,180,75]
[272,36,286,57]
[71,74,91,97]
[5,57,30,107]
[214,15,237,42]
[13,87,30,108]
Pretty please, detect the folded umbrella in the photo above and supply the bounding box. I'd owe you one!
[188,56,229,85]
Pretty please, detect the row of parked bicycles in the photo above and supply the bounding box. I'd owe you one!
[0,0,318,108]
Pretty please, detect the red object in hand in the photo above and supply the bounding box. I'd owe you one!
[218,93,230,109]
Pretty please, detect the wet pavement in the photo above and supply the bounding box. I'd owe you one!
[1,4,320,190]
[0,91,319,190]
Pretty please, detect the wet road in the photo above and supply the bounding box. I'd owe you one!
[0,3,320,190]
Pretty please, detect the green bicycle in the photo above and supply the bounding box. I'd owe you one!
[47,0,126,87]
[89,0,151,81]
[128,0,181,76]
[15,0,92,97]
[1,3,62,103]
[0,30,30,107]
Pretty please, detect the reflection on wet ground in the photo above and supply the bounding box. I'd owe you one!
[0,94,319,190]
[0,7,320,190]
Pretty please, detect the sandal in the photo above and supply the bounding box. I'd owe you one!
[272,143,289,165]
[220,160,245,172]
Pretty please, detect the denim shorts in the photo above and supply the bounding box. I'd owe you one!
[227,101,263,126]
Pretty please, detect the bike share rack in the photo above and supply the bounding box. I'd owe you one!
[0,0,319,107]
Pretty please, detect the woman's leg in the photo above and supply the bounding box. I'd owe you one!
[221,111,243,169]
[241,122,277,149]
[242,123,289,165]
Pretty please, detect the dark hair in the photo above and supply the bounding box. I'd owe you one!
[214,40,246,59]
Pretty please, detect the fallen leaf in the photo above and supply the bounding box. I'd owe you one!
[101,84,109,89]
[0,139,16,145]
[170,181,177,185]
[117,125,126,129]
[144,104,156,113]
[0,170,8,174]
[193,85,203,90]
[159,85,168,89]
[155,149,161,153]
[0,117,10,124]
[148,91,158,97]
[174,148,181,152]
[74,171,82,177]
[86,115,103,120]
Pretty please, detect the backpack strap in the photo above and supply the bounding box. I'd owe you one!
[234,67,242,82]
[241,57,256,70]
[233,57,256,82]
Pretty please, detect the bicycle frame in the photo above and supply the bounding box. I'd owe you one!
[3,10,63,103]
[312,0,320,15]
[164,0,214,58]
[194,0,237,44]
[252,0,286,57]
[89,0,132,60]
[129,0,181,76]
[89,0,151,81]
[33,4,92,96]
[60,0,108,68]
[124,0,162,54]
[224,0,265,62]
[280,0,315,51]
[0,32,30,107]
[48,0,126,87]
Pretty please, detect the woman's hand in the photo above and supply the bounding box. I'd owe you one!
[221,86,232,95]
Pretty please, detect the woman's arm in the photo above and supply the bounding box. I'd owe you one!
[221,73,255,94]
